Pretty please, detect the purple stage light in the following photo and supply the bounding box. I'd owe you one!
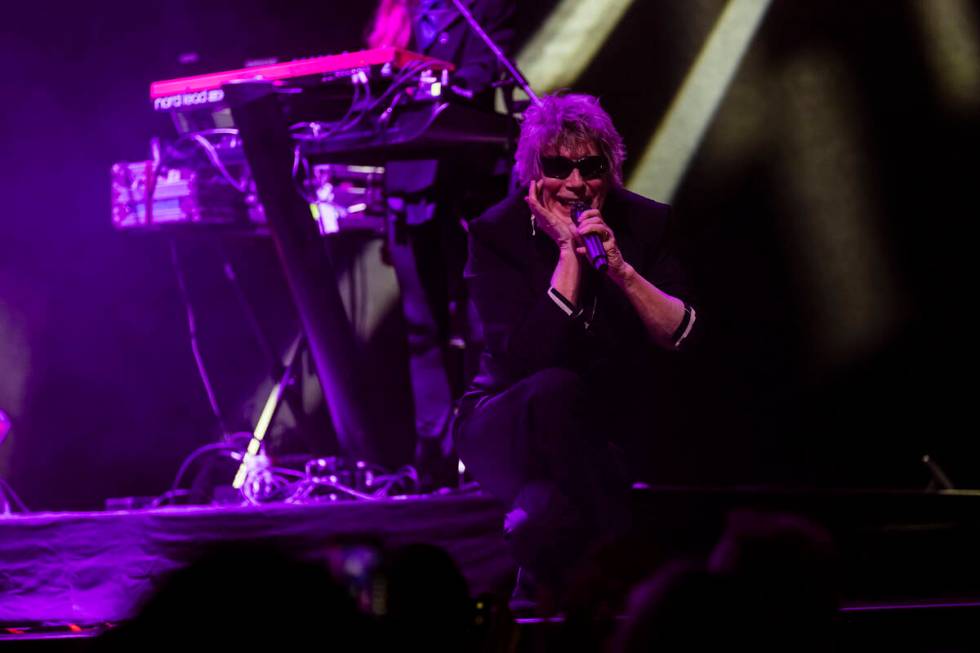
[0,410,10,444]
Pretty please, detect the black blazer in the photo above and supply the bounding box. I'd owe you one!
[412,0,515,105]
[465,186,692,393]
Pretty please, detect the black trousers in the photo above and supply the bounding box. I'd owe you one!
[453,367,633,586]
[386,158,509,452]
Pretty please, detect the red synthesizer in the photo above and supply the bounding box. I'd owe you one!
[149,47,454,111]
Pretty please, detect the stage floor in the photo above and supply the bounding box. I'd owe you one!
[0,492,512,627]
[6,485,980,629]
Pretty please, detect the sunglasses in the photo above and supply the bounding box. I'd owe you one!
[540,155,608,180]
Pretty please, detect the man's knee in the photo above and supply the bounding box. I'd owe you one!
[522,368,588,426]
[525,367,586,402]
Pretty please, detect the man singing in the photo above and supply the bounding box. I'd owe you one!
[454,93,697,601]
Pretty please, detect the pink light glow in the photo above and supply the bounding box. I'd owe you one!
[149,47,454,99]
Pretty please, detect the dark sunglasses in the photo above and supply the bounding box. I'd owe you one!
[540,155,608,180]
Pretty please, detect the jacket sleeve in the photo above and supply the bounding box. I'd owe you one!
[465,216,581,380]
[642,206,700,348]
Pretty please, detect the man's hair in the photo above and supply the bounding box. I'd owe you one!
[514,93,626,187]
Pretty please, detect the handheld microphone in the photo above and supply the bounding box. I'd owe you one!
[571,202,608,272]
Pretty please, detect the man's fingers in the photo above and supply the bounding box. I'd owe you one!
[578,223,612,242]
[525,181,539,209]
[577,214,606,228]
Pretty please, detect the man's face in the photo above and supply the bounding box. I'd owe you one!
[538,141,609,223]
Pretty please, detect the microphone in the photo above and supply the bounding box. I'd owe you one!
[571,202,608,272]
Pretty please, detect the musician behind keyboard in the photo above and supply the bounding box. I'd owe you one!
[366,0,516,488]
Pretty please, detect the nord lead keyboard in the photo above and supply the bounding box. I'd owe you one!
[150,47,454,112]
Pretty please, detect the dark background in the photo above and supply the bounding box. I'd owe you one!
[1,1,977,510]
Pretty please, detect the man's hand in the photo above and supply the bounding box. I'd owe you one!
[574,210,634,286]
[525,180,579,251]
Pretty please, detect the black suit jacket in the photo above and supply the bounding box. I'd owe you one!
[412,0,515,106]
[465,186,692,393]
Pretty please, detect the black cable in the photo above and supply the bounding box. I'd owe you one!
[149,489,194,509]
[168,440,242,495]
[152,432,252,508]
[293,60,428,144]
[169,239,229,436]
[290,73,365,142]
[214,242,277,369]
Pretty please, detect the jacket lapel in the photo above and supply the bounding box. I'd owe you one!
[416,0,473,55]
